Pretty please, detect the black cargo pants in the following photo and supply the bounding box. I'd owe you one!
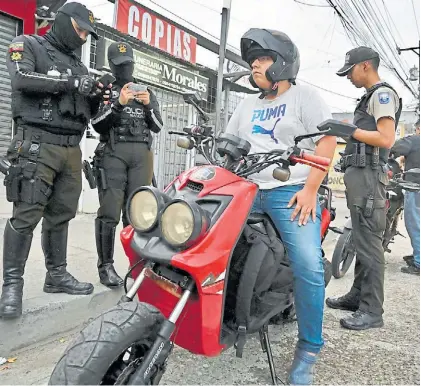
[94,142,153,228]
[344,165,389,316]
[5,131,82,235]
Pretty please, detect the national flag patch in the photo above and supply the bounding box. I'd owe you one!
[8,42,24,52]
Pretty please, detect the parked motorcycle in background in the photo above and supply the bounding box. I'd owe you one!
[331,155,420,279]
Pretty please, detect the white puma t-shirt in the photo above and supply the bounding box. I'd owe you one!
[225,84,332,189]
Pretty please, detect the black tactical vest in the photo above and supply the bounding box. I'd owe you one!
[345,82,402,163]
[101,83,151,144]
[11,35,92,135]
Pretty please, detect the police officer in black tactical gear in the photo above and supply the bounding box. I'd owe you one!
[325,47,402,330]
[91,41,163,288]
[0,2,107,320]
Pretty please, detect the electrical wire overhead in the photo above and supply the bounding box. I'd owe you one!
[325,0,419,99]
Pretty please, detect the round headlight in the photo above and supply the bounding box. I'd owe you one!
[160,200,210,248]
[128,190,158,231]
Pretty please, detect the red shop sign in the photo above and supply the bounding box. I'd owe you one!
[114,0,198,64]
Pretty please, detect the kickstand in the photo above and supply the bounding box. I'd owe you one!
[259,324,286,385]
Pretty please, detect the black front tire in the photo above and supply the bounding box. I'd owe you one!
[331,228,356,279]
[49,302,165,385]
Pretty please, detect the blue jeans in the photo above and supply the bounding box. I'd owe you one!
[251,184,325,354]
[404,191,420,268]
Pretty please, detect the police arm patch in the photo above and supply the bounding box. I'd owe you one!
[378,92,390,104]
[10,51,23,61]
[8,42,24,52]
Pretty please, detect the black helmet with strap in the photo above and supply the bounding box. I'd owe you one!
[241,28,300,97]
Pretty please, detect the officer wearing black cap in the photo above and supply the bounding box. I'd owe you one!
[91,41,163,287]
[0,2,107,320]
[325,46,402,330]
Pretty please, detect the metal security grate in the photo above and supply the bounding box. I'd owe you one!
[0,14,18,154]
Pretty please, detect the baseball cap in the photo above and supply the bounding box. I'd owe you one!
[337,46,379,76]
[57,2,98,40]
[108,42,134,65]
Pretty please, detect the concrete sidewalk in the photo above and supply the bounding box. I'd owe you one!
[0,179,348,356]
[0,181,129,356]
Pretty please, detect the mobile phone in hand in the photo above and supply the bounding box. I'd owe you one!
[128,83,148,93]
[97,73,116,87]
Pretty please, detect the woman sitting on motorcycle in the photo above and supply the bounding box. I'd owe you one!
[225,28,337,384]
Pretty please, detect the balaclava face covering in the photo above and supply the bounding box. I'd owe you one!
[110,62,134,86]
[45,13,85,53]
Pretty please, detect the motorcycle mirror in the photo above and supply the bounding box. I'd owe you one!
[177,137,195,150]
[182,92,210,123]
[273,167,291,182]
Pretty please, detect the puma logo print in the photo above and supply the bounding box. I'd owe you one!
[252,118,281,144]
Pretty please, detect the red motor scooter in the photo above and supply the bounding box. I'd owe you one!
[49,92,334,386]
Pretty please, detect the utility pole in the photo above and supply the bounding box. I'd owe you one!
[397,40,420,117]
[215,0,232,136]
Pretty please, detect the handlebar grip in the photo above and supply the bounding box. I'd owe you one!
[290,156,328,172]
[300,151,331,167]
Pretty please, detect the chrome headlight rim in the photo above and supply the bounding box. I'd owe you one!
[126,186,169,232]
[159,198,210,248]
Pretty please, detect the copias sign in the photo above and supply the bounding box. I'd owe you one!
[114,0,198,64]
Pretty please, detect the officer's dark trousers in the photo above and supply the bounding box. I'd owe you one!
[10,142,82,234]
[96,142,153,227]
[344,165,389,316]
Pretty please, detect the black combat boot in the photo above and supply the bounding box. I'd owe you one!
[0,220,32,319]
[401,265,420,275]
[96,218,123,288]
[340,310,384,330]
[42,224,94,295]
[325,287,360,312]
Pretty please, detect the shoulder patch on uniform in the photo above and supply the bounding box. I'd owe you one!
[10,52,23,61]
[378,91,390,104]
[8,42,24,52]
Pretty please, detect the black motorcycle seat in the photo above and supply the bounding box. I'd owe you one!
[247,213,272,225]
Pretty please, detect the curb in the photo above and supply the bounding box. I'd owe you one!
[0,283,125,356]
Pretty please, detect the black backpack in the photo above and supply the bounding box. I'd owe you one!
[225,215,294,357]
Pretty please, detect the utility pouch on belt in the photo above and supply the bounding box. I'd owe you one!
[352,143,366,167]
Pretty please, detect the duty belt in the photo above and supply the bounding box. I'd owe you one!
[114,134,149,143]
[342,154,385,169]
[18,128,81,147]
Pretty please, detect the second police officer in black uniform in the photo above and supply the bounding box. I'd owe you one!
[1,2,106,319]
[91,42,163,287]
[325,47,402,330]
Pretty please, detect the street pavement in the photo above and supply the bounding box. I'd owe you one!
[0,190,419,385]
